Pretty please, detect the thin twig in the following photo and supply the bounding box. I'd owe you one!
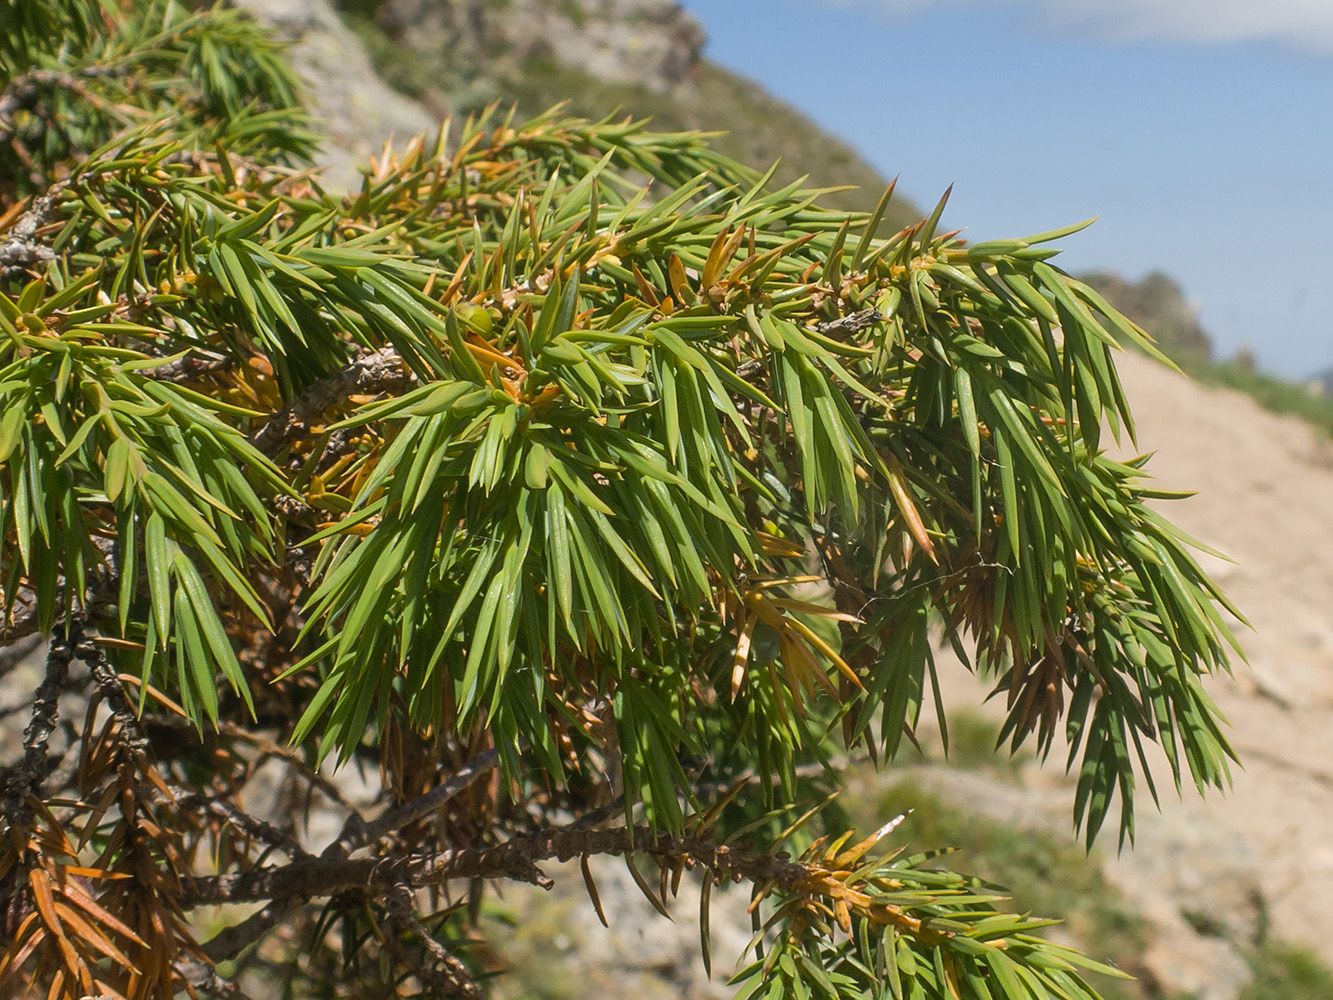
[199,899,302,965]
[0,66,121,132]
[176,792,310,861]
[139,352,236,384]
[0,180,67,276]
[324,748,501,859]
[250,346,416,455]
[2,623,77,826]
[383,886,483,999]
[140,713,357,812]
[815,307,882,339]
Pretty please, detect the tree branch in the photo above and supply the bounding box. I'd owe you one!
[180,825,806,907]
[322,747,501,859]
[1,623,76,826]
[0,181,67,277]
[199,899,301,965]
[249,346,415,456]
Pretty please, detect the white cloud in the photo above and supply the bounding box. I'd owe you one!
[1037,0,1333,49]
[842,0,1333,52]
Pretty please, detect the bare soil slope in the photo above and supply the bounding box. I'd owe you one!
[916,350,1333,998]
[1110,350,1333,956]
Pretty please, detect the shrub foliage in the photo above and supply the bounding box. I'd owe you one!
[0,2,1241,998]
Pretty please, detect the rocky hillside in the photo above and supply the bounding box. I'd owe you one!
[229,0,439,190]
[933,350,1333,998]
[348,0,919,220]
[1081,270,1214,361]
[236,0,921,222]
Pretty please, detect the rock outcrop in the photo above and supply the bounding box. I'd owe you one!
[374,0,706,94]
[1080,270,1214,360]
[230,0,438,191]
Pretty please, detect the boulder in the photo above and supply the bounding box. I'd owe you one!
[230,0,438,192]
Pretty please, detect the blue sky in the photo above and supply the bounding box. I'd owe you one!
[677,0,1333,379]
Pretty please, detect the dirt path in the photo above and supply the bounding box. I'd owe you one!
[914,352,1333,999]
[1108,352,1333,959]
[934,350,1333,977]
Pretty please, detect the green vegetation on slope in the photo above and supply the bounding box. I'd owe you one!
[1080,271,1212,361]
[1241,942,1333,1000]
[504,57,921,219]
[1084,271,1333,439]
[1173,353,1333,441]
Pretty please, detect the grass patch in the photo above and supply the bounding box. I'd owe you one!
[1239,941,1333,1000]
[917,707,1030,774]
[1173,350,1333,441]
[483,895,585,1000]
